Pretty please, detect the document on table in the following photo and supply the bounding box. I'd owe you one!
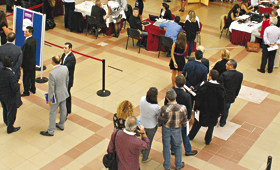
[268,44,279,51]
[237,15,250,20]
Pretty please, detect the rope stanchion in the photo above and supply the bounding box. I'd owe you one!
[266,156,272,170]
[97,59,111,97]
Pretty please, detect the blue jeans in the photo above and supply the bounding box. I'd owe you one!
[171,127,192,153]
[220,103,231,126]
[162,126,183,169]
[187,39,194,57]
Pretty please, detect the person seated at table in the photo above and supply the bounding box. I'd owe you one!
[129,7,148,47]
[250,0,259,11]
[273,5,280,16]
[225,4,241,28]
[184,11,199,59]
[160,16,182,56]
[250,12,270,42]
[271,10,280,27]
[185,10,200,28]
[240,0,254,16]
[91,0,107,34]
[160,3,172,20]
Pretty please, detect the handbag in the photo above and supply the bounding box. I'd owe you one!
[103,130,119,170]
[246,42,260,52]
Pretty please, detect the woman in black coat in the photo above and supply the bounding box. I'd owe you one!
[188,69,225,145]
[159,3,172,20]
[213,49,230,76]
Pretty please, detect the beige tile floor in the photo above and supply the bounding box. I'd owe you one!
[0,0,280,169]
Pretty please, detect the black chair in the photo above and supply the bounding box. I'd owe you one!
[85,15,103,39]
[69,11,85,33]
[158,35,173,58]
[124,4,132,29]
[220,15,229,39]
[126,28,141,53]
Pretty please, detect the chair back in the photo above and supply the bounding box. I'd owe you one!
[86,15,98,26]
[160,35,173,47]
[127,28,141,39]
[199,22,202,32]
[125,4,133,21]
[220,14,228,31]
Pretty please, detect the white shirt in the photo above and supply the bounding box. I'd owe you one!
[185,15,200,28]
[251,0,259,6]
[264,25,280,45]
[123,129,136,136]
[63,51,71,64]
[25,35,32,40]
[62,0,75,3]
[139,96,160,129]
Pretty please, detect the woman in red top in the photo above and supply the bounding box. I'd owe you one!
[250,12,270,42]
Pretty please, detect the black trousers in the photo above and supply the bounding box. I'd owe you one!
[1,101,17,133]
[260,45,277,73]
[66,86,72,115]
[64,2,75,28]
[188,119,214,144]
[22,68,36,94]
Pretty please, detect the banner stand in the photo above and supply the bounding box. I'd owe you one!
[35,65,46,71]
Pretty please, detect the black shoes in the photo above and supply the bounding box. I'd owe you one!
[175,162,185,170]
[185,150,198,156]
[40,131,54,136]
[30,90,36,94]
[20,92,29,97]
[56,123,64,131]
[179,9,185,12]
[113,34,119,38]
[7,127,21,134]
[257,69,265,73]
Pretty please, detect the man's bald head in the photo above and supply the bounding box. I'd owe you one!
[52,55,61,65]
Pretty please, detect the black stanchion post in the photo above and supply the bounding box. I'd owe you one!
[266,156,272,170]
[97,59,111,97]
[35,61,48,83]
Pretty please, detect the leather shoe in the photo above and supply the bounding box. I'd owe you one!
[7,127,21,134]
[175,162,185,170]
[185,150,198,156]
[40,131,54,136]
[257,69,265,73]
[21,92,29,97]
[56,123,64,131]
[30,90,36,94]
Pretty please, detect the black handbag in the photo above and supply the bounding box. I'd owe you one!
[103,130,119,170]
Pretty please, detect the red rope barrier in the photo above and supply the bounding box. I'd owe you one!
[44,41,103,62]
[6,4,43,17]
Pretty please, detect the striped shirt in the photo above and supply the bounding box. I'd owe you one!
[158,102,188,129]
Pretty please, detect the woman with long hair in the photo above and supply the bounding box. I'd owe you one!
[225,4,241,28]
[113,100,134,130]
[240,0,254,16]
[0,10,9,45]
[169,32,188,87]
[213,49,230,76]
[139,87,160,163]
[160,3,172,20]
[184,11,199,58]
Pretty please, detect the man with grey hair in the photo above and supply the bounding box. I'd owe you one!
[107,116,150,170]
[271,10,280,27]
[158,89,188,170]
[257,17,280,73]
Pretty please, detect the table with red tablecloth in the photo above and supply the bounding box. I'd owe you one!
[259,6,273,14]
[144,19,197,54]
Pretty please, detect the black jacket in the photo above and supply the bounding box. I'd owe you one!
[129,15,142,30]
[184,20,199,41]
[91,5,106,28]
[188,57,209,73]
[213,59,229,76]
[21,36,37,70]
[61,52,76,88]
[218,69,243,103]
[194,81,225,127]
[160,9,172,20]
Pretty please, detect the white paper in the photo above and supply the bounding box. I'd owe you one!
[186,121,189,136]
[195,110,200,121]
[183,85,196,96]
[236,15,250,20]
[268,44,279,51]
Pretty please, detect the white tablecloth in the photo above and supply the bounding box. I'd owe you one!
[75,1,126,27]
[229,20,262,33]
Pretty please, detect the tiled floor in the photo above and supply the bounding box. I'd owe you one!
[1,0,280,169]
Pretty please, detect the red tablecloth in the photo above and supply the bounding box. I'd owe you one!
[52,0,64,17]
[259,6,273,14]
[230,29,251,46]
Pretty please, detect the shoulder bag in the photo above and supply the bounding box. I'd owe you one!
[246,42,260,52]
[103,130,119,170]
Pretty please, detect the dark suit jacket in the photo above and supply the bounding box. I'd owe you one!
[182,60,208,91]
[188,57,209,73]
[277,16,280,27]
[164,87,192,119]
[91,5,106,28]
[0,67,20,104]
[61,52,76,88]
[21,36,37,70]
[0,43,23,79]
[194,81,225,127]
[160,9,172,20]
[218,69,243,103]
[213,59,228,76]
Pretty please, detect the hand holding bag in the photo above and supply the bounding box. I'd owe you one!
[103,130,119,170]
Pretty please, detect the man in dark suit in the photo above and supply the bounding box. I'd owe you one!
[63,0,75,28]
[188,69,225,145]
[40,55,69,136]
[61,42,76,116]
[21,26,37,97]
[218,59,243,127]
[0,32,22,81]
[188,45,210,73]
[91,0,107,33]
[0,56,21,134]
[164,75,198,156]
